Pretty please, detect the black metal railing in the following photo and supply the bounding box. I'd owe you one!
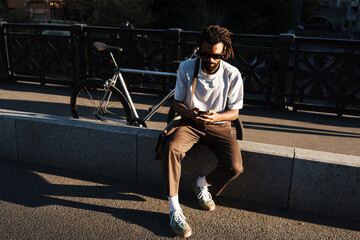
[0,22,359,116]
[290,37,360,116]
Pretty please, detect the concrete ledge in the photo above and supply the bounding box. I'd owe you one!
[137,128,163,185]
[0,109,141,181]
[0,115,17,160]
[221,142,294,209]
[289,149,360,221]
[1,109,360,221]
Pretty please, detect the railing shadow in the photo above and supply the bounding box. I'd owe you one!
[240,105,360,128]
[178,182,360,233]
[0,160,173,238]
[0,99,72,117]
[242,121,360,138]
[0,99,170,123]
[0,81,72,97]
[1,159,359,235]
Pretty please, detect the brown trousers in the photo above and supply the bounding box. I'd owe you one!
[161,120,243,197]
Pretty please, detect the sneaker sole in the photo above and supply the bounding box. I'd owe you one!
[191,182,216,211]
[200,202,216,211]
[172,227,192,238]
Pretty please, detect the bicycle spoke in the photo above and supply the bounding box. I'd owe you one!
[84,86,100,116]
[71,79,132,123]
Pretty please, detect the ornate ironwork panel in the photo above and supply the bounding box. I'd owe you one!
[230,47,276,103]
[229,35,281,104]
[291,38,360,115]
[5,24,74,84]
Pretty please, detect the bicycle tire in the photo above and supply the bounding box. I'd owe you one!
[167,106,244,140]
[70,78,132,123]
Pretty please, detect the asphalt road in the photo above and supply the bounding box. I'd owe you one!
[0,81,359,239]
[0,81,360,156]
[0,160,359,240]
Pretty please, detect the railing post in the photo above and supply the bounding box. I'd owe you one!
[0,22,9,82]
[164,28,182,91]
[71,24,87,86]
[166,28,182,63]
[276,33,295,109]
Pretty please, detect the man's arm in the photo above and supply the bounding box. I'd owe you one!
[173,100,199,120]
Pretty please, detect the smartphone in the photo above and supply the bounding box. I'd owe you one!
[197,110,208,116]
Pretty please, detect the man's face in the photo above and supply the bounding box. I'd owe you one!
[200,42,224,74]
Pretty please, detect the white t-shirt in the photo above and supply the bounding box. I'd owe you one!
[174,58,243,113]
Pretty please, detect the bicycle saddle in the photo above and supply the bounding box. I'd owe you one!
[93,42,123,52]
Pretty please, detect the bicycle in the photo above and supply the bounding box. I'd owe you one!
[70,42,244,140]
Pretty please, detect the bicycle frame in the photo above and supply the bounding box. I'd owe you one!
[96,66,177,125]
[73,43,243,139]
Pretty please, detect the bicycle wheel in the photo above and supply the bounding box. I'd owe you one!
[167,106,244,140]
[70,78,132,123]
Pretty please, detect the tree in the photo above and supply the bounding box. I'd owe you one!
[63,0,297,34]
[0,0,8,20]
[93,0,154,27]
[63,0,95,23]
[297,0,322,22]
[151,0,296,34]
[150,0,211,30]
[219,0,296,34]
[63,0,154,27]
[0,0,30,23]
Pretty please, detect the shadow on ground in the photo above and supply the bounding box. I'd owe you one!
[242,120,360,138]
[0,159,359,235]
[0,160,173,238]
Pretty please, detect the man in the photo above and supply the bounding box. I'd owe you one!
[162,25,244,238]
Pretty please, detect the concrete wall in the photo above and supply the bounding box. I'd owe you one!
[1,109,359,221]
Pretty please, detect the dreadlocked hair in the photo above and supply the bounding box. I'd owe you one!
[198,25,234,60]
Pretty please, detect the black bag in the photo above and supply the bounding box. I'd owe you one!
[154,58,200,160]
[154,116,186,160]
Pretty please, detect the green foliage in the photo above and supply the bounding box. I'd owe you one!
[298,0,322,21]
[94,0,154,27]
[63,0,154,27]
[63,0,97,23]
[0,0,30,23]
[150,0,210,30]
[224,0,296,34]
[62,0,297,34]
[151,0,296,34]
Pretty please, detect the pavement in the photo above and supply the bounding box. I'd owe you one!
[0,80,360,239]
[0,80,359,156]
[0,159,359,240]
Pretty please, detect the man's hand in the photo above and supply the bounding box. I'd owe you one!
[196,110,219,124]
[173,100,239,124]
[186,108,200,120]
[196,109,239,124]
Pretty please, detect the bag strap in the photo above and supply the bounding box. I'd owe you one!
[190,58,200,108]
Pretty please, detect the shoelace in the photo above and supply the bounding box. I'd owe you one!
[170,210,187,226]
[197,186,212,202]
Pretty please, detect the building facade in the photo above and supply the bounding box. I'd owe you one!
[7,0,64,20]
[303,0,360,38]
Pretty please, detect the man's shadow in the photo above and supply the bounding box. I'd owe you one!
[0,160,173,238]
